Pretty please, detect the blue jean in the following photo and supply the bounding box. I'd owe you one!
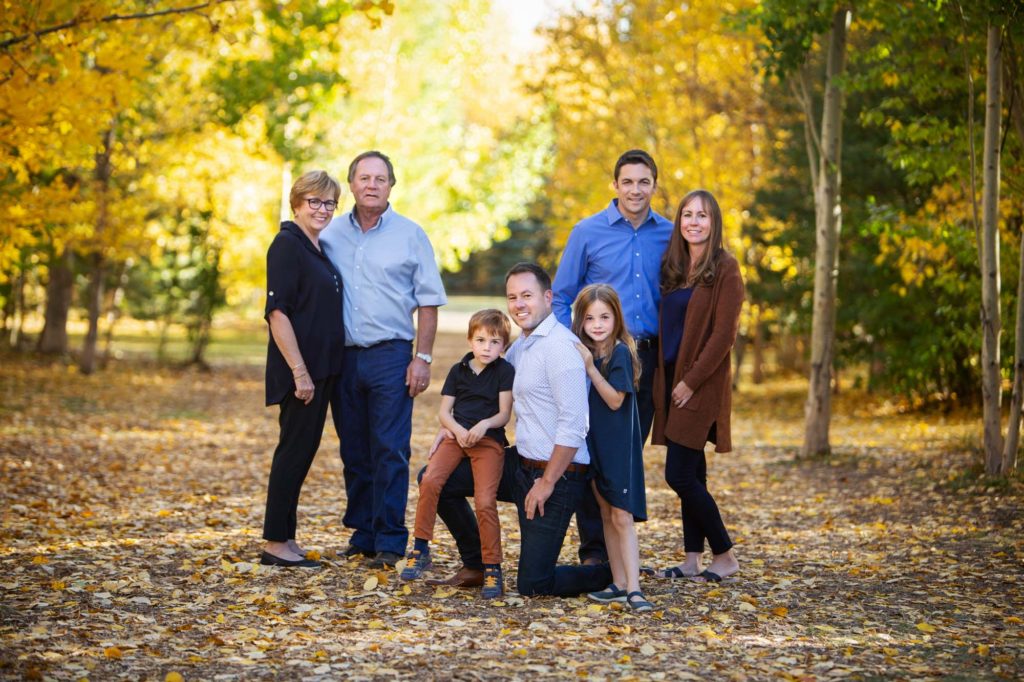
[331,340,413,555]
[428,447,612,596]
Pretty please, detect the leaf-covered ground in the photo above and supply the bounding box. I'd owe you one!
[1,332,1022,681]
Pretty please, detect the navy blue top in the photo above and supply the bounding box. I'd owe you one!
[661,287,693,363]
[264,221,345,406]
[586,343,647,521]
[441,352,515,445]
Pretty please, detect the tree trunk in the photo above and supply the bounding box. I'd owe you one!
[1003,222,1024,473]
[981,23,1004,475]
[100,262,129,369]
[79,254,105,375]
[37,248,74,355]
[752,306,765,384]
[80,126,114,375]
[802,8,848,458]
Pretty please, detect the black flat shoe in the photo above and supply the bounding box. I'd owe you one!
[260,551,321,568]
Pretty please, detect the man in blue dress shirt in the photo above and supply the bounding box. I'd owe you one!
[320,151,447,569]
[551,149,673,565]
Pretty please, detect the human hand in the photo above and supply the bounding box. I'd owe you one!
[406,357,431,398]
[671,380,694,408]
[293,371,315,405]
[575,342,595,372]
[524,476,554,520]
[429,428,455,458]
[462,422,487,447]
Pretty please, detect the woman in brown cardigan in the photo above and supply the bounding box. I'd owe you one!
[652,189,743,583]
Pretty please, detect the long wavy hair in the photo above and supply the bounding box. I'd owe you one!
[661,189,726,292]
[571,284,641,389]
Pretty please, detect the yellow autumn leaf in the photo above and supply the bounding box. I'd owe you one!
[618,655,631,664]
[401,584,412,596]
[882,647,898,656]
[512,648,527,656]
[158,510,172,517]
[165,673,184,682]
[977,644,989,656]
[104,646,122,659]
[771,607,788,618]
[367,619,385,629]
[916,622,937,633]
[363,575,378,591]
[50,580,66,590]
[305,550,321,560]
[32,556,48,565]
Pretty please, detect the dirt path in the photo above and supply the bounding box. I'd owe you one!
[1,333,1021,680]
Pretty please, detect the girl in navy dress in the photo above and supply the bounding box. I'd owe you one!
[572,284,651,612]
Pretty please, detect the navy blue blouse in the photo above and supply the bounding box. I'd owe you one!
[661,287,693,363]
[264,221,345,405]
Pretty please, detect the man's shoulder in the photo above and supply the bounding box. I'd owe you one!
[571,202,616,234]
[384,208,425,233]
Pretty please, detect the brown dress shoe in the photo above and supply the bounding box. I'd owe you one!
[424,566,484,588]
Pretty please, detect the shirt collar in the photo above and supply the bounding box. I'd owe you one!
[281,221,323,256]
[460,351,497,374]
[348,204,393,233]
[606,199,653,229]
[528,311,558,339]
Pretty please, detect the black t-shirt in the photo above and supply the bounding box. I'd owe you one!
[441,352,515,445]
[264,221,345,405]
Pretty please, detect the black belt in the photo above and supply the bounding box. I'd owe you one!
[635,336,657,352]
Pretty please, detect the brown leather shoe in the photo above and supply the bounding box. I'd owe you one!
[424,566,484,588]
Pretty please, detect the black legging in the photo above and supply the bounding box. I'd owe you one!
[664,439,732,555]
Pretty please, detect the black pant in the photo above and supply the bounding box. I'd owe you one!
[427,447,612,596]
[262,375,335,542]
[573,342,658,561]
[664,438,732,555]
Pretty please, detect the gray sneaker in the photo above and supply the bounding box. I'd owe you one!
[399,550,433,580]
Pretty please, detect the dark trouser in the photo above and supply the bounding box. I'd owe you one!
[263,375,336,542]
[664,438,733,555]
[574,339,657,561]
[331,340,413,555]
[427,447,612,596]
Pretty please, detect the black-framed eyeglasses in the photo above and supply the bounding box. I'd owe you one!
[307,198,338,211]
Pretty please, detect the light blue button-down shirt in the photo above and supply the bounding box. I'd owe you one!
[320,205,447,347]
[505,313,590,465]
[552,199,673,338]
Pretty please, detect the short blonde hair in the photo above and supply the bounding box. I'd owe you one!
[289,170,341,212]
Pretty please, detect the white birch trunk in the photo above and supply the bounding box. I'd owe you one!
[802,9,849,458]
[981,24,1003,475]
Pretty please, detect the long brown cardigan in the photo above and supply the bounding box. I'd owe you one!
[652,252,744,452]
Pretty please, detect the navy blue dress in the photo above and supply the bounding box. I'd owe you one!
[586,342,647,521]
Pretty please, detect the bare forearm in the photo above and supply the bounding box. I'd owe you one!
[415,306,439,355]
[268,311,305,371]
[585,366,625,410]
[542,445,578,484]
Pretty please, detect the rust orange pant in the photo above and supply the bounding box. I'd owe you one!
[414,436,505,565]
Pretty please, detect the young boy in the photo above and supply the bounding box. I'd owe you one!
[401,309,514,598]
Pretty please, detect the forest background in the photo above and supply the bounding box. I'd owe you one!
[4,0,1024,468]
[1,1,1024,679]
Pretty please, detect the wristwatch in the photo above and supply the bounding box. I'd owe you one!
[415,352,432,364]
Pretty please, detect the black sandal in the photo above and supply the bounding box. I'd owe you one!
[626,591,653,612]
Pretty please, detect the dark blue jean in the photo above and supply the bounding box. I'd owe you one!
[332,340,413,555]
[428,447,611,596]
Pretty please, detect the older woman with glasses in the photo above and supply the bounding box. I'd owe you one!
[260,170,345,568]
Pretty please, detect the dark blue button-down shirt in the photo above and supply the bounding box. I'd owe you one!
[552,199,672,339]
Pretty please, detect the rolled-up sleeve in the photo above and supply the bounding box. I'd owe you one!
[412,230,447,307]
[546,342,589,449]
[265,234,299,319]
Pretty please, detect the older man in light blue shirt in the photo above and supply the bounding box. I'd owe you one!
[321,151,447,568]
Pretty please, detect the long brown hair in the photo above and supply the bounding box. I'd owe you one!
[660,189,725,292]
[571,284,641,389]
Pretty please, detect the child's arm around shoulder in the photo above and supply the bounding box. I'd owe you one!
[575,343,626,411]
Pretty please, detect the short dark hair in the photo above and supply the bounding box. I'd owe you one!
[614,149,658,183]
[468,309,511,346]
[347,150,396,186]
[505,262,552,292]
